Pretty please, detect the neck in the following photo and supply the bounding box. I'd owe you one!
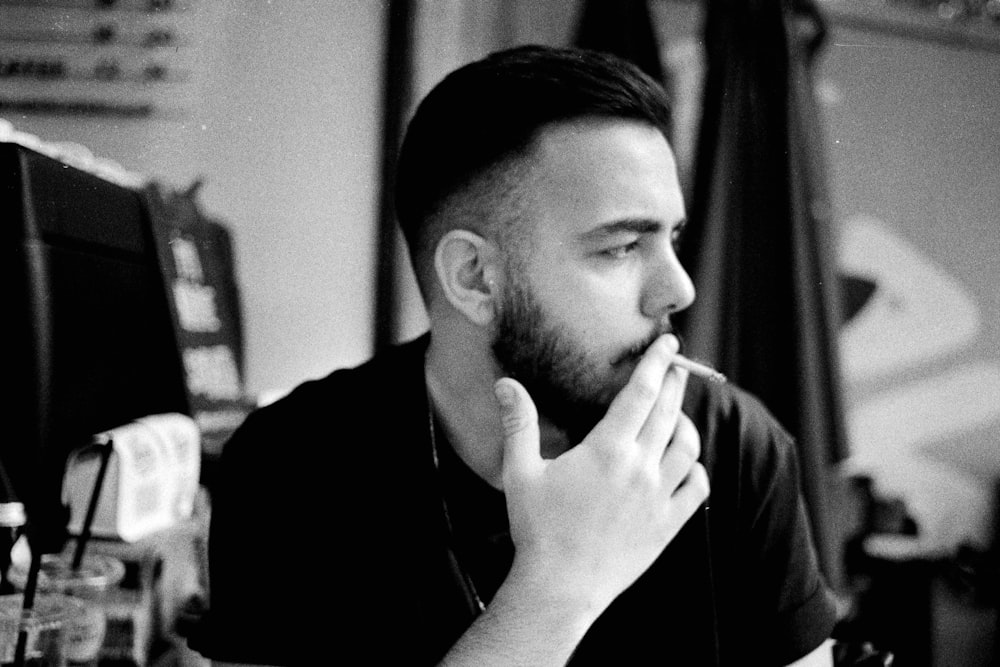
[424,326,573,490]
[425,331,505,489]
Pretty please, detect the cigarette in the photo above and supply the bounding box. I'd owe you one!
[673,354,727,383]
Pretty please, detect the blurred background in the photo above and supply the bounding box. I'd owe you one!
[2,1,997,665]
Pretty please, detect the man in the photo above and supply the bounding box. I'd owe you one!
[189,45,837,665]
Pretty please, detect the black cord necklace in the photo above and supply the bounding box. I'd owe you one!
[427,393,487,616]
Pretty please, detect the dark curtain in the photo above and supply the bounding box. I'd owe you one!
[575,0,669,85]
[374,0,415,351]
[676,0,848,587]
[574,0,672,144]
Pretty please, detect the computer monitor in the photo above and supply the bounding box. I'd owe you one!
[2,141,191,552]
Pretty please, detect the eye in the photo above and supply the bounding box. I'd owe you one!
[601,240,640,259]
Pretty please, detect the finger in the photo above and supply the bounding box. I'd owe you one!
[637,363,689,457]
[495,378,543,480]
[596,334,680,442]
[659,413,702,492]
[669,462,711,516]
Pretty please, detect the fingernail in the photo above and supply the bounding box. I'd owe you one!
[494,380,515,410]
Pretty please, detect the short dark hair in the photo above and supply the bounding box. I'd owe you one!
[394,44,673,295]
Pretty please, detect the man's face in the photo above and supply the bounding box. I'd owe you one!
[492,119,695,439]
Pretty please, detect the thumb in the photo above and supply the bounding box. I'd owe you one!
[494,377,542,478]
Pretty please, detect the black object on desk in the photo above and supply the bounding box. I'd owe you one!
[2,142,190,554]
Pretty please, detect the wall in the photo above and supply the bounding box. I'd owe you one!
[820,23,1000,553]
[4,1,388,401]
[194,2,387,402]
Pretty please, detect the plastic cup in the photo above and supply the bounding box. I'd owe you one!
[0,593,83,666]
[8,555,124,667]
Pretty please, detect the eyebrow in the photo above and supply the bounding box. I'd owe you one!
[577,217,686,242]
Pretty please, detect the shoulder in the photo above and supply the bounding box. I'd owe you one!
[683,378,803,511]
[684,377,795,459]
[255,333,429,419]
[683,381,838,661]
[217,333,430,473]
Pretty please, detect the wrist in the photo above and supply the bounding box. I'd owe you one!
[441,572,599,667]
[495,557,607,634]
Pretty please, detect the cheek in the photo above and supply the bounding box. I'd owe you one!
[522,251,646,339]
[542,277,643,349]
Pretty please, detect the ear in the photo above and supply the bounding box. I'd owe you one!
[434,229,501,327]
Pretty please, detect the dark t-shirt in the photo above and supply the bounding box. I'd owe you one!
[188,335,837,665]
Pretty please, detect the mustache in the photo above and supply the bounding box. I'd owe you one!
[611,327,684,366]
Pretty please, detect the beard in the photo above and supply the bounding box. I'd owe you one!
[492,277,669,442]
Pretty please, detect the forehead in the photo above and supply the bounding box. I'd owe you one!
[523,119,684,241]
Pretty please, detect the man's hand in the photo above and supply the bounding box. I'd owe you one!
[495,333,710,617]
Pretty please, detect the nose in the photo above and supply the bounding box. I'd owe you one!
[639,244,696,321]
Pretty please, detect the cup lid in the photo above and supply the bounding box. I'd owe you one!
[8,554,126,592]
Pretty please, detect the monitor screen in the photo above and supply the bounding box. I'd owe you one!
[2,142,191,552]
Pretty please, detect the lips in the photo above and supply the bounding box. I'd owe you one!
[611,327,674,367]
[613,328,691,371]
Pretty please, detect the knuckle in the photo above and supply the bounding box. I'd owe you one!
[629,459,659,488]
[631,376,660,404]
[497,385,539,438]
[690,463,711,498]
[674,416,701,460]
[597,441,633,470]
[501,410,533,437]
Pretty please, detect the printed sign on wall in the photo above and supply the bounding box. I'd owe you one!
[145,183,254,457]
[0,0,214,117]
